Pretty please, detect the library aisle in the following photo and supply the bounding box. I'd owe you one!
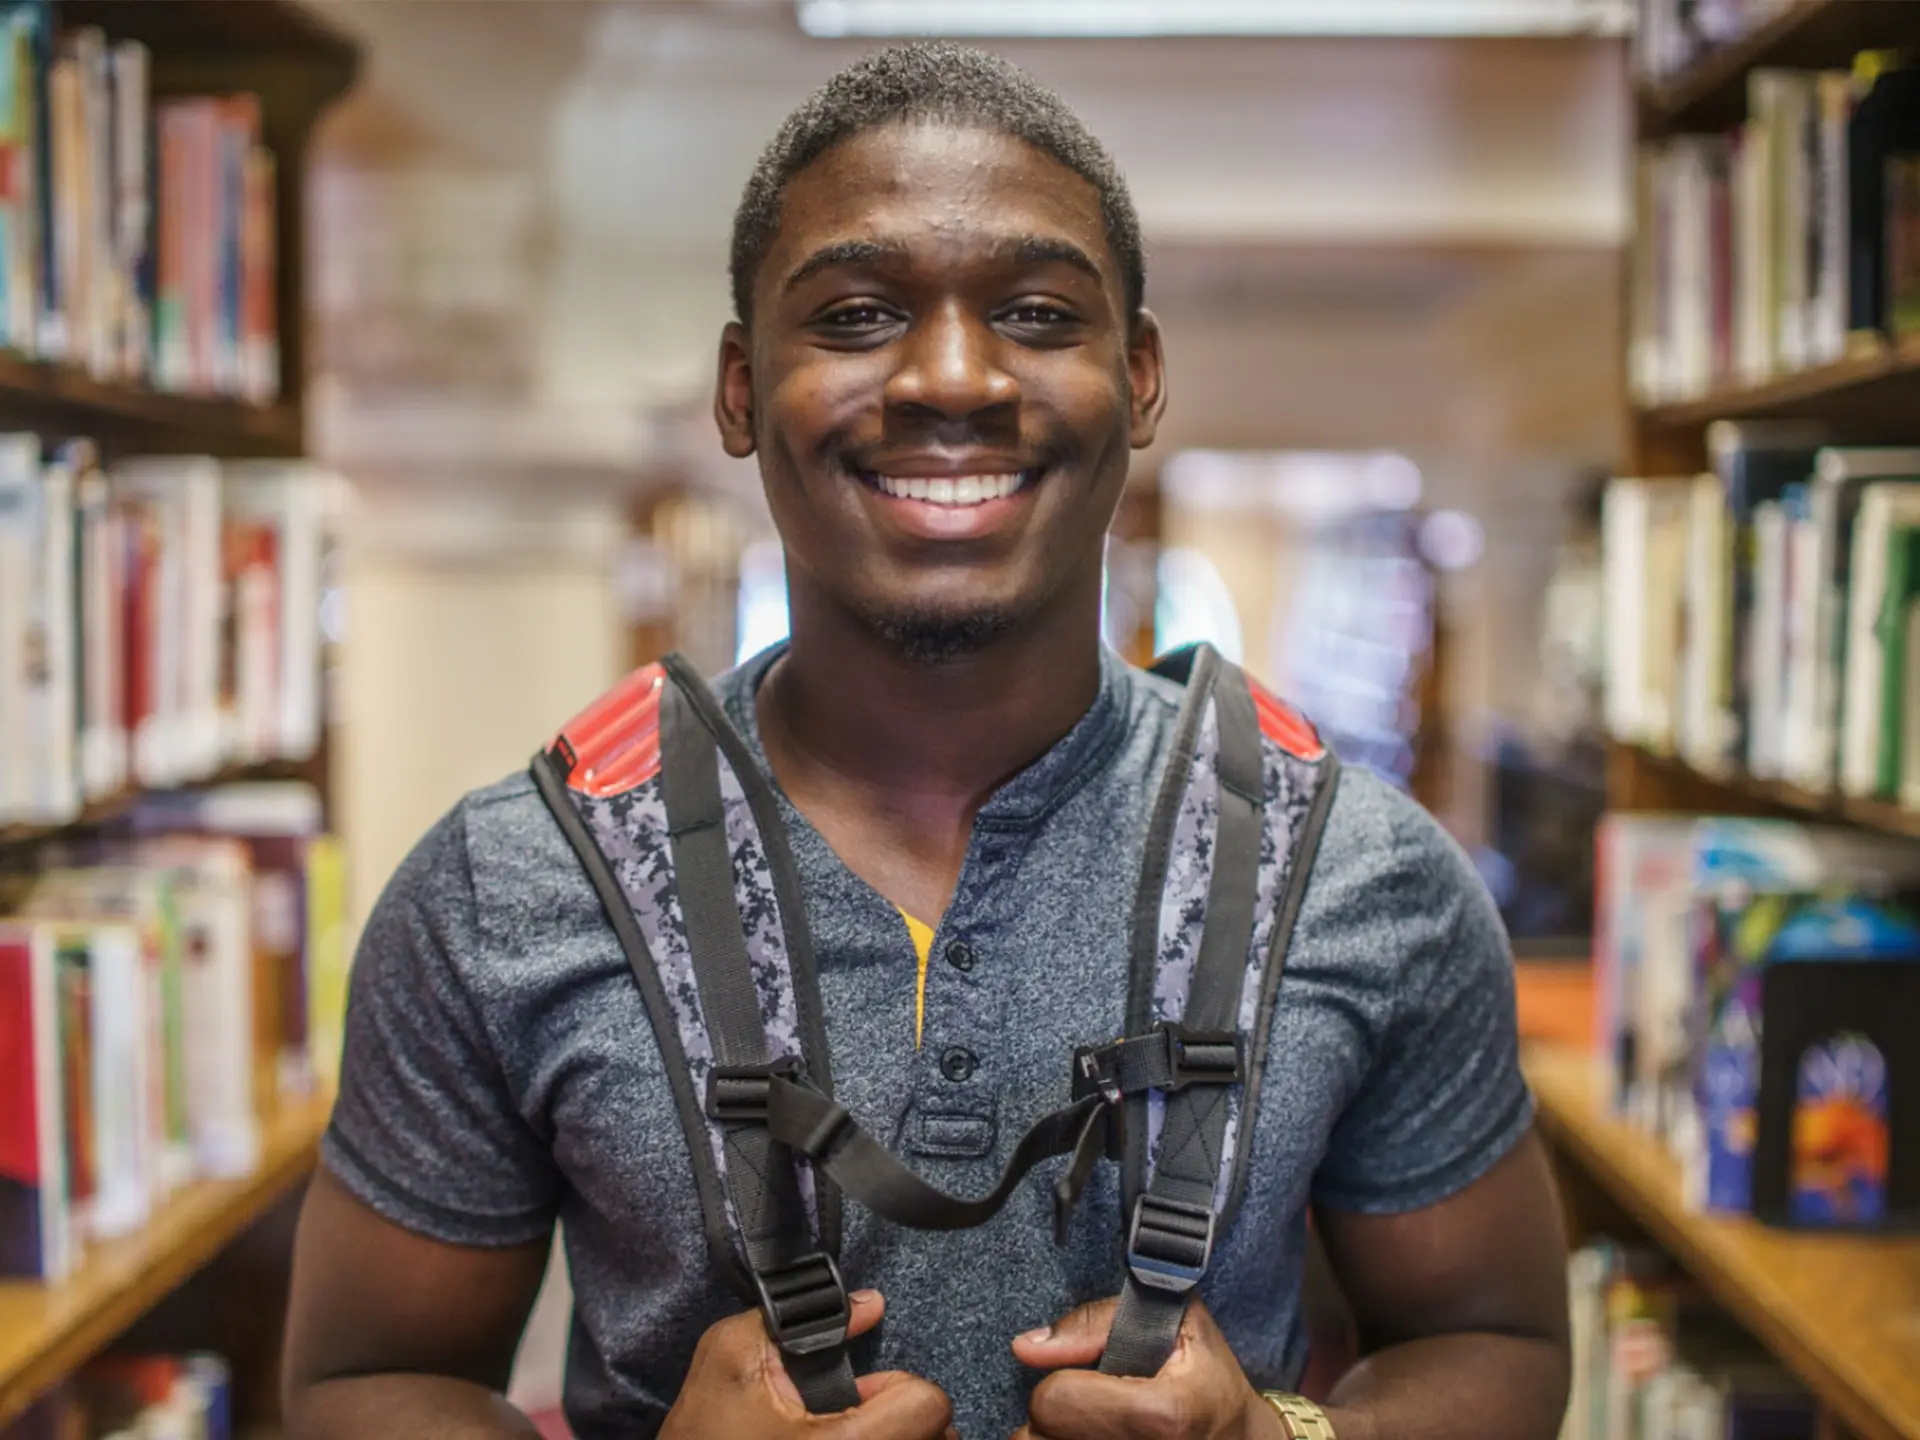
[4,1,1920,1438]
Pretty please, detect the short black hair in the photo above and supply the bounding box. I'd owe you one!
[729,41,1145,327]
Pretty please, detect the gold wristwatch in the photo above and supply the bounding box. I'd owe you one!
[1261,1392,1337,1440]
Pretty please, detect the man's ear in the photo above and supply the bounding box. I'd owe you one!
[714,321,756,459]
[1127,309,1169,450]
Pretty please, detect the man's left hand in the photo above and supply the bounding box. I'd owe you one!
[1011,1297,1284,1440]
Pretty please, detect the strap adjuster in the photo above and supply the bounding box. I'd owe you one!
[1163,1025,1241,1088]
[1125,1193,1216,1294]
[1071,1024,1242,1104]
[752,1252,851,1358]
[706,1057,801,1121]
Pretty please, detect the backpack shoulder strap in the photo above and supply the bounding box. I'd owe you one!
[531,655,858,1413]
[1099,644,1340,1378]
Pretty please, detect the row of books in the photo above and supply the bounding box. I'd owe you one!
[1561,1241,1815,1440]
[1630,56,1920,408]
[0,781,348,1285]
[5,1352,232,1439]
[1594,814,1920,1228]
[0,441,338,829]
[0,6,279,401]
[1603,430,1920,807]
[1634,0,1794,86]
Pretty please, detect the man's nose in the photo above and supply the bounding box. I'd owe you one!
[883,302,1019,422]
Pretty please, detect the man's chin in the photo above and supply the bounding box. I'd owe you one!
[864,601,1021,666]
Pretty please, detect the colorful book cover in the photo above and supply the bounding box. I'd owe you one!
[306,832,347,1091]
[52,927,94,1240]
[1790,1032,1889,1225]
[1692,890,1920,1216]
[0,921,71,1282]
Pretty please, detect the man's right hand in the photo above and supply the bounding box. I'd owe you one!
[661,1289,956,1439]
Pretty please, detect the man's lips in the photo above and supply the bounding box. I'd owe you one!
[849,463,1043,540]
[855,467,1039,508]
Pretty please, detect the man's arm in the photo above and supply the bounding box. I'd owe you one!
[281,1167,552,1440]
[1311,1127,1570,1440]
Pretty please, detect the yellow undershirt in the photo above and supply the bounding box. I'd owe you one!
[899,910,936,1048]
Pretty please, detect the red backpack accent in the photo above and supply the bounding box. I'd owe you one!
[551,663,667,796]
[1246,677,1326,762]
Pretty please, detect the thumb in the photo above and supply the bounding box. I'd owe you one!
[1011,1296,1122,1371]
[762,1290,887,1410]
[824,1369,955,1440]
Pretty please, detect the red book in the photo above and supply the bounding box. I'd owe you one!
[0,923,73,1282]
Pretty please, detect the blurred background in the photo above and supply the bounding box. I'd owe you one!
[8,3,1920,1439]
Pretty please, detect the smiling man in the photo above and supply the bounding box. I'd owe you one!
[282,42,1570,1440]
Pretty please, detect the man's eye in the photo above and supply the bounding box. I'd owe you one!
[820,304,896,329]
[1001,302,1077,326]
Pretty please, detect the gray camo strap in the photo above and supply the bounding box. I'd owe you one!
[1097,643,1341,1379]
[656,671,862,1413]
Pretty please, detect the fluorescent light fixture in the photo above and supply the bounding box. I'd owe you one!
[797,0,1634,38]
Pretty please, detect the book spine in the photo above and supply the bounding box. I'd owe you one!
[152,103,187,390]
[86,925,150,1240]
[110,39,148,381]
[0,927,73,1282]
[36,451,76,821]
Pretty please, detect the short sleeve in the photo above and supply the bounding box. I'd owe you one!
[321,799,561,1246]
[1307,773,1533,1214]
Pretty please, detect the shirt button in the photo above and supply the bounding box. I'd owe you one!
[945,941,975,973]
[939,1047,978,1083]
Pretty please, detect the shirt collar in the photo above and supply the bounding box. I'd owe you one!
[722,640,1132,830]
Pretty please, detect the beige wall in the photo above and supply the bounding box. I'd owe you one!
[332,513,629,932]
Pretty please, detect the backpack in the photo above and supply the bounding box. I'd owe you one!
[529,643,1340,1411]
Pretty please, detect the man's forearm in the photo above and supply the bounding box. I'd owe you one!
[1320,1332,1570,1440]
[287,1374,543,1440]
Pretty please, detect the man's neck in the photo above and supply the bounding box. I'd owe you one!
[755,591,1105,825]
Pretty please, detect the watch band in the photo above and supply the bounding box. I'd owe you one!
[1262,1392,1338,1440]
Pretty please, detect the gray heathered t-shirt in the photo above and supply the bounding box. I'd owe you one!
[321,645,1532,1439]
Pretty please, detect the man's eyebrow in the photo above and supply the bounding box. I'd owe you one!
[995,236,1103,283]
[781,239,912,295]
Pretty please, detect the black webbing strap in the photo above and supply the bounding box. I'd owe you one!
[725,1076,1113,1236]
[660,654,844,1256]
[659,680,860,1414]
[1101,659,1265,1379]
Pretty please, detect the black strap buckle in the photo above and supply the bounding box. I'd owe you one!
[1163,1026,1241,1089]
[753,1252,852,1358]
[1071,1024,1242,1104]
[706,1057,801,1121]
[1125,1194,1216,1294]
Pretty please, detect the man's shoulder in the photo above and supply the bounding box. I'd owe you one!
[1300,762,1508,994]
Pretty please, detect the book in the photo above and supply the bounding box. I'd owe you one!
[0,2,43,355]
[0,920,71,1282]
[1875,523,1920,797]
[1847,60,1920,337]
[1791,448,1920,792]
[1707,420,1825,776]
[1840,482,1920,797]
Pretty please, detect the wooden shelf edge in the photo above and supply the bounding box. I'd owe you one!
[0,1094,331,1428]
[1638,0,1829,129]
[1614,742,1920,839]
[0,758,322,851]
[0,352,303,455]
[1526,1046,1920,1440]
[1636,334,1920,431]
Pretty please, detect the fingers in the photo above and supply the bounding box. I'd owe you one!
[1011,1295,1122,1372]
[1028,1368,1185,1439]
[767,1290,887,1410]
[846,1288,886,1341]
[825,1369,954,1440]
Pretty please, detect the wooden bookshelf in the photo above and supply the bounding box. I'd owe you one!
[1609,740,1920,839]
[0,0,361,1427]
[1640,0,1920,136]
[0,1092,333,1429]
[1527,1046,1920,1440]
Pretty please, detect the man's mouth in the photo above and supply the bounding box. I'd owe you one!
[857,468,1038,508]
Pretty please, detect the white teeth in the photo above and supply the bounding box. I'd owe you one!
[873,472,1028,506]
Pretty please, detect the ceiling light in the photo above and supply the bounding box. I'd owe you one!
[797,0,1634,39]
